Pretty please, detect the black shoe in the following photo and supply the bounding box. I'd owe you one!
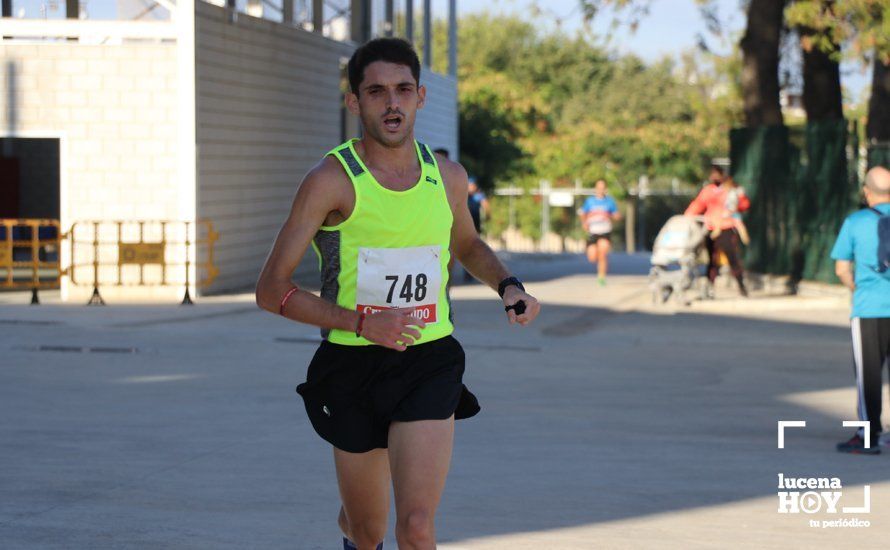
[343,539,383,550]
[836,434,881,455]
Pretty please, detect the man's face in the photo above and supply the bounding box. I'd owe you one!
[347,61,425,148]
[595,180,607,196]
[468,181,478,194]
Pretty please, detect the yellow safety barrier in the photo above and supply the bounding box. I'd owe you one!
[67,219,219,305]
[0,219,63,304]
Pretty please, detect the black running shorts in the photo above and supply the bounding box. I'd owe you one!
[587,232,611,245]
[296,335,480,453]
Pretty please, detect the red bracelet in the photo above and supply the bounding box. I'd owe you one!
[355,312,366,337]
[278,286,299,316]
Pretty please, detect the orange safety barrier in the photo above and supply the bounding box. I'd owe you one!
[0,219,63,304]
[67,219,219,305]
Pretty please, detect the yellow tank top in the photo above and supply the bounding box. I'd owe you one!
[311,138,454,345]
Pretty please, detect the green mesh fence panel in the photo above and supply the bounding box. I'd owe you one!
[799,120,854,281]
[730,125,797,276]
[730,120,858,284]
[868,144,890,170]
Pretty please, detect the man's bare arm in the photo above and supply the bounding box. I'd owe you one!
[439,157,541,325]
[255,159,360,332]
[578,211,589,232]
[444,163,507,288]
[835,260,855,291]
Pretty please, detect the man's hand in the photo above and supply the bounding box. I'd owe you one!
[360,310,427,351]
[502,286,541,326]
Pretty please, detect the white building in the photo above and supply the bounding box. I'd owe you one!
[0,0,460,302]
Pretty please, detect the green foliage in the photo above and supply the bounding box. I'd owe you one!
[449,13,741,239]
[458,76,529,191]
[487,192,544,240]
[786,0,890,63]
[577,0,720,34]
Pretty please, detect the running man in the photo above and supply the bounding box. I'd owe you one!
[578,179,621,286]
[685,165,750,297]
[255,38,541,549]
[831,165,890,455]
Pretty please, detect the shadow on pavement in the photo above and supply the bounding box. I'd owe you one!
[441,299,882,544]
[0,289,883,548]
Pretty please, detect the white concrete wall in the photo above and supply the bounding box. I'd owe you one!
[195,3,459,296]
[195,2,353,294]
[0,43,184,303]
[415,70,459,160]
[0,4,460,302]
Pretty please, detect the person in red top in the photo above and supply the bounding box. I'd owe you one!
[685,165,751,297]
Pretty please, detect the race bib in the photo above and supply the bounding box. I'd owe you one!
[355,245,442,323]
[587,217,613,235]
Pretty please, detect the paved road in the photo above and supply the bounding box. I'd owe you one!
[1,253,887,549]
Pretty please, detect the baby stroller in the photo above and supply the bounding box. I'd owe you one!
[649,215,708,304]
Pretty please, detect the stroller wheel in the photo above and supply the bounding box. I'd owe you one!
[661,286,673,304]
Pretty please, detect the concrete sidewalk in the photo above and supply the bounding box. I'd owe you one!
[1,254,887,548]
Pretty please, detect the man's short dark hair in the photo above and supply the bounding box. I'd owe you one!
[348,38,421,95]
[433,148,449,159]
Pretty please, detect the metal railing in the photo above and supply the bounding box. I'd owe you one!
[0,218,62,304]
[67,219,219,305]
[0,218,219,305]
[0,18,177,42]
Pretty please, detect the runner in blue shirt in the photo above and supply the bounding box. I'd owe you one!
[830,166,890,455]
[578,179,621,286]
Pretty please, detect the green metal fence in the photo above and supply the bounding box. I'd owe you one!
[868,142,890,171]
[730,119,865,284]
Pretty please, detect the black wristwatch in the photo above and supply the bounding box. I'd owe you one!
[498,276,525,298]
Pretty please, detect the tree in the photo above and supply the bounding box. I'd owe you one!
[458,74,528,191]
[431,10,751,240]
[785,0,844,121]
[786,0,890,62]
[740,0,786,127]
[867,59,890,143]
[800,34,844,120]
[453,13,733,188]
[786,0,890,140]
[577,0,787,128]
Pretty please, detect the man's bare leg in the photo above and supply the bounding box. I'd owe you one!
[388,416,455,550]
[334,447,390,550]
[597,239,611,280]
[586,243,598,265]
